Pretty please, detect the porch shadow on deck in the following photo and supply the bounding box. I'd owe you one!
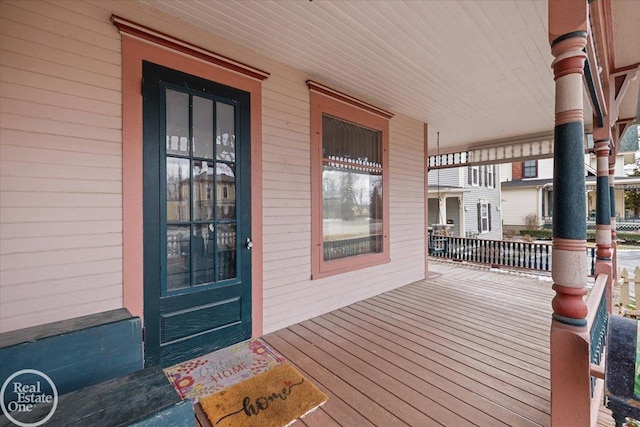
[263,261,553,426]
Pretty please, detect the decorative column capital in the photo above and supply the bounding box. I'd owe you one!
[549,32,587,126]
[594,139,610,156]
[551,38,587,80]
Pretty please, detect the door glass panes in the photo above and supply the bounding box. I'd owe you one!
[216,102,235,161]
[193,96,214,159]
[166,90,189,155]
[166,157,190,221]
[216,163,236,219]
[164,88,239,292]
[167,225,191,290]
[217,223,236,280]
[321,114,383,261]
[193,160,214,221]
[193,223,216,285]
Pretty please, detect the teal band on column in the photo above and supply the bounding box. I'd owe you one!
[553,122,587,240]
[596,176,610,225]
[609,186,616,219]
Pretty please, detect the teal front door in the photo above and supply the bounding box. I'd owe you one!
[142,61,252,367]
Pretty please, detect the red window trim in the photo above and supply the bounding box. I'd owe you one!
[112,15,270,81]
[309,86,391,279]
[116,22,266,336]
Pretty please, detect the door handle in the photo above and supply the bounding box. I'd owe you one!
[245,237,253,250]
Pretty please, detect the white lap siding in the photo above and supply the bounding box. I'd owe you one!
[0,0,123,332]
[261,69,426,333]
[0,0,426,334]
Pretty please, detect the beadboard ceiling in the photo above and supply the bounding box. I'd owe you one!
[141,0,639,153]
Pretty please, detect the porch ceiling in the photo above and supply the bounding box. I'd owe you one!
[142,0,639,153]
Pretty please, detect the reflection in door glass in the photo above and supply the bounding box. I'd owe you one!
[217,223,236,280]
[166,157,190,221]
[193,223,215,285]
[193,160,214,221]
[166,225,190,290]
[163,87,242,292]
[216,102,235,161]
[166,89,189,156]
[193,96,214,159]
[216,163,236,219]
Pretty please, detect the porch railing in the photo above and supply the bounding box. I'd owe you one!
[619,267,640,316]
[586,274,608,405]
[323,236,381,261]
[429,235,598,276]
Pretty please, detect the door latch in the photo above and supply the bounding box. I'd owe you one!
[245,237,253,250]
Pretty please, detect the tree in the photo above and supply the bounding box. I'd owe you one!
[340,172,357,220]
[370,182,382,220]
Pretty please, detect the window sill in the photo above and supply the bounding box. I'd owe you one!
[311,253,390,280]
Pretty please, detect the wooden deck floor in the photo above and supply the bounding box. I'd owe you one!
[195,260,615,426]
[262,261,554,426]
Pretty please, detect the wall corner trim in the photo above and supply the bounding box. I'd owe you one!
[306,80,394,120]
[111,15,270,81]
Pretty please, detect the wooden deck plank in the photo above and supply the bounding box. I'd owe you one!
[377,283,551,357]
[318,309,549,425]
[263,333,384,427]
[271,328,436,426]
[404,274,553,336]
[264,263,553,426]
[380,287,551,357]
[292,405,340,427]
[259,261,556,426]
[597,405,614,426]
[411,280,552,322]
[188,261,626,427]
[329,306,550,392]
[297,318,542,426]
[288,322,483,426]
[376,291,550,358]
[353,299,549,374]
[398,282,552,339]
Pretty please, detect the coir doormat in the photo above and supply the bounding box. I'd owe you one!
[164,339,285,403]
[200,363,328,427]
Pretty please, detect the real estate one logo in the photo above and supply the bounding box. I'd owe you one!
[0,369,58,427]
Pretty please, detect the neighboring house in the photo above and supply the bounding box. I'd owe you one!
[500,158,557,231]
[427,165,502,240]
[586,125,640,220]
[500,125,640,231]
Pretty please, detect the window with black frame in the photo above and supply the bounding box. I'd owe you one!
[523,160,538,178]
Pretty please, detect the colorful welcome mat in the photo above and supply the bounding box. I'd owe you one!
[164,339,285,403]
[200,363,328,427]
